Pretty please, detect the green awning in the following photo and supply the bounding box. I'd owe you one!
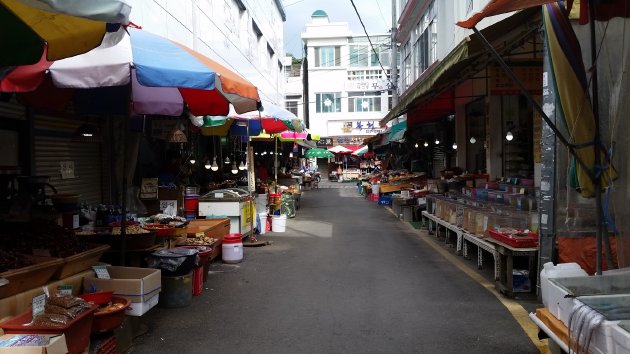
[383,120,407,144]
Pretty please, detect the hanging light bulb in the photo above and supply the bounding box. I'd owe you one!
[452,142,458,150]
[211,158,219,171]
[204,161,211,169]
[414,143,418,148]
[423,141,428,147]
[289,152,294,158]
[435,139,440,145]
[505,131,514,141]
[255,152,259,155]
[224,156,230,164]
[279,152,283,156]
[189,159,196,164]
[238,161,246,170]
[231,163,238,174]
[469,136,477,144]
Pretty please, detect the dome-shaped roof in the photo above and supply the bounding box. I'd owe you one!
[311,10,328,18]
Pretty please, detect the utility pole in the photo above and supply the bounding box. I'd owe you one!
[390,0,398,108]
[302,42,310,129]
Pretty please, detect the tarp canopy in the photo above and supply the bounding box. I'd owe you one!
[383,120,407,145]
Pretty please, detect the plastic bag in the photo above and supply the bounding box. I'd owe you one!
[147,248,199,272]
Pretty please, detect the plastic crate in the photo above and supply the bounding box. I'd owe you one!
[487,228,538,248]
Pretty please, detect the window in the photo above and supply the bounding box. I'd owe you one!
[349,36,391,68]
[286,101,298,116]
[314,46,340,67]
[316,93,341,113]
[402,41,411,89]
[413,0,438,77]
[348,92,381,112]
[347,69,385,81]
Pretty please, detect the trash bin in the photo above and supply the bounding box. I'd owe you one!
[146,247,199,276]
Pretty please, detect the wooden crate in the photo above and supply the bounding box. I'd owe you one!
[0,255,63,299]
[53,244,111,280]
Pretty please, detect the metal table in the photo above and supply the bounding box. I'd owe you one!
[462,233,500,281]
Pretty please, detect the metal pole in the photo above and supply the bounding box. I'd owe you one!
[471,26,595,182]
[120,116,128,266]
[303,42,310,129]
[588,1,614,274]
[390,0,398,106]
[246,119,255,241]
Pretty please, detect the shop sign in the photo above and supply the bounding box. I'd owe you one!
[490,64,542,95]
[329,136,369,145]
[345,80,392,91]
[340,120,383,134]
[316,138,333,147]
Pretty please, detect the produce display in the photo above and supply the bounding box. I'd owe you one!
[144,214,188,227]
[32,294,92,327]
[0,250,33,272]
[178,235,216,246]
[95,301,126,315]
[111,225,151,235]
[0,219,91,257]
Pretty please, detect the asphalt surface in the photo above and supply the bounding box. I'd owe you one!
[130,185,540,354]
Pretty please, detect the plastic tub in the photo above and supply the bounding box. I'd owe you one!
[91,296,130,334]
[259,212,268,234]
[272,214,287,233]
[79,291,114,305]
[222,234,243,263]
[0,305,97,354]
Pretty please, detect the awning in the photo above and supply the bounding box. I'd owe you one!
[383,120,407,145]
[382,7,541,125]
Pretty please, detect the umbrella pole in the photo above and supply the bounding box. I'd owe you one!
[588,1,614,274]
[246,120,255,242]
[120,116,128,266]
[275,136,278,186]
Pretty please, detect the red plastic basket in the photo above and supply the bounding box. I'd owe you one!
[487,228,539,248]
[0,304,97,354]
[92,296,130,334]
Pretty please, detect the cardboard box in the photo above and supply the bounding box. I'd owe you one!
[0,334,67,354]
[125,294,159,317]
[82,266,161,304]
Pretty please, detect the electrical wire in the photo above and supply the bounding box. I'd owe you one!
[374,0,389,28]
[349,0,396,90]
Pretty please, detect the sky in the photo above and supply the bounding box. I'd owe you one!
[282,0,393,58]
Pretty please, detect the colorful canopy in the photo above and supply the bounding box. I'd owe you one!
[543,2,617,197]
[305,148,334,158]
[0,0,131,66]
[1,27,260,116]
[352,145,368,156]
[328,145,353,154]
[229,99,304,133]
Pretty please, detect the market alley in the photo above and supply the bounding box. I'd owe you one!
[131,187,540,354]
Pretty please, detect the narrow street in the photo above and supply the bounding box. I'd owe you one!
[131,186,540,354]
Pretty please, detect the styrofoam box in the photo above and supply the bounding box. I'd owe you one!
[541,262,587,305]
[612,321,630,354]
[126,294,159,316]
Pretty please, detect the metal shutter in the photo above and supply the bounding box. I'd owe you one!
[33,114,104,205]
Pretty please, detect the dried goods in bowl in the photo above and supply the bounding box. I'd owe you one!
[142,223,175,237]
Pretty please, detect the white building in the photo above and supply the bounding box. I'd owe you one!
[126,0,286,104]
[298,10,392,147]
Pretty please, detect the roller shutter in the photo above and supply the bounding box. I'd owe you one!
[33,113,104,205]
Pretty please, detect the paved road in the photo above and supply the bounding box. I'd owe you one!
[131,187,539,354]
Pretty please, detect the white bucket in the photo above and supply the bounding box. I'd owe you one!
[372,184,380,194]
[272,214,287,233]
[259,212,268,234]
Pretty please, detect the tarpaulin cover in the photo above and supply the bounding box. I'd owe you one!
[557,235,618,275]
